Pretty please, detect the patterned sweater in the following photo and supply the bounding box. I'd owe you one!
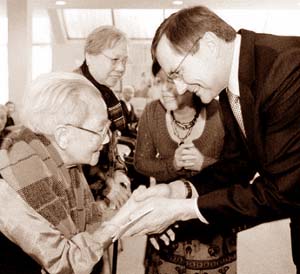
[0,126,107,274]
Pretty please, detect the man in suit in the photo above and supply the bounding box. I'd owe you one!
[116,5,300,272]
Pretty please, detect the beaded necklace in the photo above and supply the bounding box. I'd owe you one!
[170,108,200,145]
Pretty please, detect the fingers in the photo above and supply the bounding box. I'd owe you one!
[131,185,147,201]
[166,228,175,241]
[178,143,194,149]
[132,187,156,202]
[132,184,170,201]
[149,228,175,250]
[150,237,160,250]
[159,234,170,246]
[107,187,129,209]
[174,143,204,171]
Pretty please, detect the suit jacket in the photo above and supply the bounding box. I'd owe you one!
[190,29,300,227]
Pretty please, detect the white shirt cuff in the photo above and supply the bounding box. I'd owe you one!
[193,198,209,224]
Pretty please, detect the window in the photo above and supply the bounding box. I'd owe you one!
[62,9,112,39]
[114,9,164,39]
[32,9,52,79]
[61,9,177,40]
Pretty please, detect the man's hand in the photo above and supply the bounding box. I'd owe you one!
[120,196,198,237]
[131,184,172,202]
[149,227,177,250]
[106,170,131,209]
[132,180,189,201]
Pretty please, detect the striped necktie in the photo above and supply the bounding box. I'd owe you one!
[227,89,246,136]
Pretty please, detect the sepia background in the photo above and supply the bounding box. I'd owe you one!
[1,0,300,273]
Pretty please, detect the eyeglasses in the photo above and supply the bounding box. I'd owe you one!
[65,120,111,144]
[101,52,128,66]
[167,37,202,83]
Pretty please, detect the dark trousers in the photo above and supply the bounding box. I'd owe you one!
[0,233,41,274]
[290,217,300,273]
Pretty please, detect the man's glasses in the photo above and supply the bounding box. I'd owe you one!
[101,52,128,66]
[65,120,111,144]
[167,37,202,83]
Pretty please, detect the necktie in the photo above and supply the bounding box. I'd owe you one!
[227,89,246,136]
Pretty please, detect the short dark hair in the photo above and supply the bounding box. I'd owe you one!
[151,5,236,58]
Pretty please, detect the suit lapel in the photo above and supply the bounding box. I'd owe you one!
[238,30,264,160]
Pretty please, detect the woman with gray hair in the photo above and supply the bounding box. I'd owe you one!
[0,72,131,274]
[75,25,132,209]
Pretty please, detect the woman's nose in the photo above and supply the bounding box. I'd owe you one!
[114,61,126,72]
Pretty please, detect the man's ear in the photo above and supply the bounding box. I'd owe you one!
[54,126,69,149]
[201,31,220,57]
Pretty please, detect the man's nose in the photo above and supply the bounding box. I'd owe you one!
[173,79,188,95]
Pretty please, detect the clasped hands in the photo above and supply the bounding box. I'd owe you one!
[174,143,204,171]
[102,181,197,248]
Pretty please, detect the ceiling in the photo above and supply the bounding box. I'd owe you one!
[31,0,300,10]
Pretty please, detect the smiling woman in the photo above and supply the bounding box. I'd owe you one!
[0,72,132,274]
[133,60,233,274]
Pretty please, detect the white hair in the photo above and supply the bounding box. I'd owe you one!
[21,72,104,135]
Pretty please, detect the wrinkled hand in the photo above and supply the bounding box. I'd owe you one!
[101,189,141,239]
[106,170,131,209]
[174,143,204,171]
[131,184,172,202]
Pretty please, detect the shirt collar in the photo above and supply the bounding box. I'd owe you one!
[228,34,241,97]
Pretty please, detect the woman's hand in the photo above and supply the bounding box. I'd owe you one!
[174,143,204,171]
[106,170,131,209]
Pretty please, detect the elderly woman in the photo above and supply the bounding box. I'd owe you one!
[75,25,131,208]
[0,72,130,274]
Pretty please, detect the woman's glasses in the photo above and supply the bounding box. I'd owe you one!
[65,120,111,144]
[101,52,128,66]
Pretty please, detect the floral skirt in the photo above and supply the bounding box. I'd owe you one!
[145,232,237,274]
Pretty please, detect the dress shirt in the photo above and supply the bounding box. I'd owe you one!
[193,34,243,224]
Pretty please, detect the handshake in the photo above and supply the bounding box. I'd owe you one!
[100,180,199,248]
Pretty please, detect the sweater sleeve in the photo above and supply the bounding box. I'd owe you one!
[0,180,107,274]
